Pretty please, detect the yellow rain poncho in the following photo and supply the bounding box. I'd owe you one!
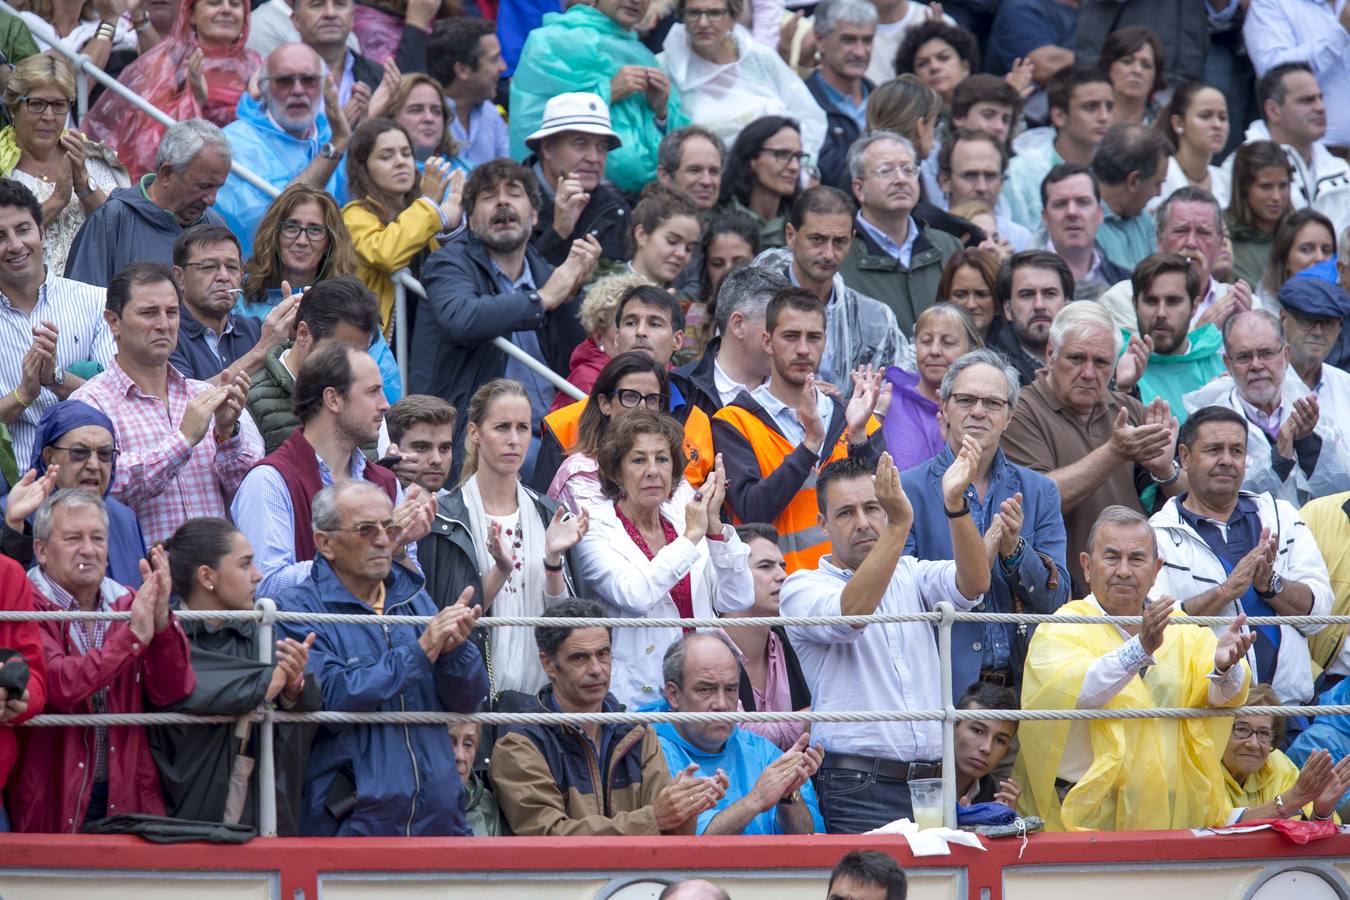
[1015,598,1249,831]
[1224,748,1336,822]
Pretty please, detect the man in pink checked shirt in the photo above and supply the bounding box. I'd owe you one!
[71,261,263,546]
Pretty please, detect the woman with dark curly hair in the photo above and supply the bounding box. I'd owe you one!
[895,19,980,109]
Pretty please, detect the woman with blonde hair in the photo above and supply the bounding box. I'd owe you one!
[343,117,465,340]
[0,52,127,274]
[866,74,942,164]
[883,303,982,469]
[386,72,470,171]
[423,378,588,696]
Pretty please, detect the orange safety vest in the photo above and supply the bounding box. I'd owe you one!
[541,399,714,487]
[713,404,880,574]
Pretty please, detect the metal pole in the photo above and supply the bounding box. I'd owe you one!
[393,269,409,394]
[255,597,278,838]
[937,602,957,830]
[393,270,586,402]
[75,68,89,128]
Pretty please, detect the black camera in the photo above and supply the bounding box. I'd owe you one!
[0,649,30,697]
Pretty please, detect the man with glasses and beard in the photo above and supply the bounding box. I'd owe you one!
[412,159,599,481]
[216,43,351,257]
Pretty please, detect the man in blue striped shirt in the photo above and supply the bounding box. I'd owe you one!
[0,179,113,476]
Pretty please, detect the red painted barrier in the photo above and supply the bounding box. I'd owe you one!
[1,829,1348,900]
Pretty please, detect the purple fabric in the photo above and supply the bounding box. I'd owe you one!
[882,367,945,471]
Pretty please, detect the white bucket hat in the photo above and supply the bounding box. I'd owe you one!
[524,92,623,152]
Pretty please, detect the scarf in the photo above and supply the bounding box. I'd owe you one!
[461,474,550,694]
[614,502,694,626]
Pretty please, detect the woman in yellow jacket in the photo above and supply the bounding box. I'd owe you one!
[1221,684,1349,823]
[342,116,465,340]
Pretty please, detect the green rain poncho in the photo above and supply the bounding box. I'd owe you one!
[509,5,688,193]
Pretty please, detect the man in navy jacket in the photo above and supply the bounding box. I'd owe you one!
[276,479,488,836]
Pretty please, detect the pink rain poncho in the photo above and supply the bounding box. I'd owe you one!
[83,0,260,179]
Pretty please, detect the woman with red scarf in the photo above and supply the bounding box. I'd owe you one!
[83,0,260,179]
[575,409,753,710]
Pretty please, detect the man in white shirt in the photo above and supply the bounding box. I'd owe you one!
[1243,1,1350,152]
[781,445,989,833]
[1015,505,1252,832]
[865,0,953,85]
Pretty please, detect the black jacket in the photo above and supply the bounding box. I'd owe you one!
[149,614,321,836]
[676,336,722,420]
[350,26,428,89]
[806,72,873,192]
[524,155,631,267]
[169,304,261,382]
[410,234,586,482]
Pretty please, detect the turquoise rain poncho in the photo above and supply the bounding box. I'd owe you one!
[508,5,689,193]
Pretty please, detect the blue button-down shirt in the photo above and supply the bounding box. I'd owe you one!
[814,76,870,133]
[855,212,919,267]
[1096,201,1157,270]
[447,96,510,169]
[900,445,1071,691]
[750,382,836,453]
[489,258,552,426]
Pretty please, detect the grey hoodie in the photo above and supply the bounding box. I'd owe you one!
[65,176,226,285]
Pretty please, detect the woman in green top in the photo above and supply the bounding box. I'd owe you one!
[1224,140,1292,289]
[716,115,804,250]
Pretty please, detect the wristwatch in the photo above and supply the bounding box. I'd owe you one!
[75,178,96,200]
[52,367,65,387]
[778,790,801,806]
[1149,459,1181,486]
[319,142,341,160]
[1256,572,1284,600]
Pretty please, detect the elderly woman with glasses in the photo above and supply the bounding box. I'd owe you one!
[715,115,806,250]
[1222,684,1350,823]
[658,0,824,164]
[1,399,144,588]
[0,53,127,275]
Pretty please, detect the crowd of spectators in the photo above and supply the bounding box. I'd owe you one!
[2,0,1350,843]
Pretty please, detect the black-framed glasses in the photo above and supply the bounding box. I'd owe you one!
[20,96,71,115]
[332,519,404,543]
[948,393,1010,412]
[280,220,328,241]
[270,74,322,91]
[683,7,730,21]
[183,260,243,277]
[613,389,666,411]
[1230,723,1275,746]
[759,148,809,166]
[51,445,120,464]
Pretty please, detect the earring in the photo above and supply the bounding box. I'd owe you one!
[207,584,214,591]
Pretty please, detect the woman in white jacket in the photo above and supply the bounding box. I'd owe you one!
[659,1,827,163]
[575,410,753,708]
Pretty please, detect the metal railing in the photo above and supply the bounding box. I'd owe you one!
[8,602,1349,838]
[7,3,583,401]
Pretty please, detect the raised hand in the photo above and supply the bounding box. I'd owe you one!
[0,688,29,724]
[544,505,589,558]
[187,48,208,106]
[258,288,301,354]
[129,552,163,643]
[642,67,670,118]
[390,485,436,547]
[420,155,454,205]
[996,491,1024,558]
[324,74,350,145]
[1276,395,1319,459]
[61,132,88,188]
[552,171,591,240]
[1314,754,1350,820]
[1139,595,1174,656]
[610,65,649,103]
[844,365,882,442]
[1004,56,1036,98]
[1221,529,1270,602]
[366,58,402,119]
[486,520,514,574]
[344,80,372,129]
[181,385,228,445]
[1215,611,1255,672]
[439,168,465,225]
[213,371,250,441]
[799,373,827,454]
[4,466,59,530]
[654,763,726,831]
[993,776,1021,808]
[701,453,728,533]
[271,633,314,703]
[941,434,981,512]
[1109,407,1173,463]
[749,742,808,812]
[982,513,1005,569]
[1288,749,1335,813]
[438,587,481,654]
[874,451,913,529]
[1114,335,1152,392]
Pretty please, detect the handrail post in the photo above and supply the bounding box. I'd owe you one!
[393,267,409,394]
[255,597,278,838]
[937,602,957,830]
[75,64,89,127]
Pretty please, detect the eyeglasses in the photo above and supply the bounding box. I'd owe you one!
[759,148,809,166]
[948,393,1010,412]
[1287,310,1340,332]
[613,389,666,411]
[867,163,921,181]
[51,445,119,464]
[683,7,730,21]
[279,220,328,242]
[183,260,243,277]
[20,96,71,115]
[333,519,405,543]
[270,74,322,91]
[1227,346,1285,367]
[1231,723,1275,746]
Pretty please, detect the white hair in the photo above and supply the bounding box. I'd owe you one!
[814,0,878,37]
[1047,301,1123,357]
[154,118,231,172]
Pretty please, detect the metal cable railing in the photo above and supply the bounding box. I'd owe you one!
[7,600,1348,838]
[4,2,585,401]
